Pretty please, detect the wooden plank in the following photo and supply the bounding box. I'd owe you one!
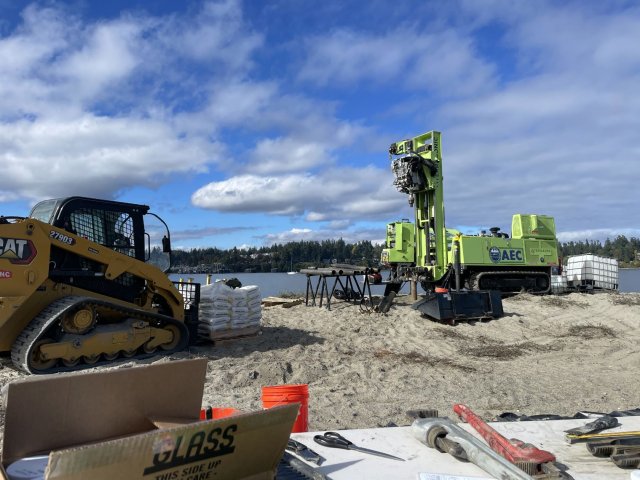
[261,297,304,307]
[200,325,261,341]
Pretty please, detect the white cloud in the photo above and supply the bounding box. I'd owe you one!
[0,191,19,202]
[292,228,312,234]
[0,1,263,203]
[500,3,640,76]
[208,82,277,126]
[170,225,254,241]
[0,116,216,200]
[260,227,385,246]
[298,28,495,95]
[55,19,141,101]
[171,81,279,140]
[193,174,311,215]
[0,5,69,76]
[171,0,262,68]
[250,137,333,174]
[191,165,406,221]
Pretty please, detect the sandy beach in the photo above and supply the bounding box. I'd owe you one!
[1,291,639,445]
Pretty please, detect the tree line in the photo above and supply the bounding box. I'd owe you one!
[170,239,383,273]
[168,235,640,273]
[559,235,640,267]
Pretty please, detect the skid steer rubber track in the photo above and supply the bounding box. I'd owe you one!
[11,295,189,374]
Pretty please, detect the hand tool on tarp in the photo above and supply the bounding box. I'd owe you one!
[406,408,440,420]
[610,451,640,469]
[495,407,640,423]
[587,437,640,457]
[564,415,619,436]
[278,451,329,480]
[313,431,405,461]
[586,437,640,469]
[565,430,640,444]
[411,416,536,480]
[286,439,326,466]
[453,404,568,479]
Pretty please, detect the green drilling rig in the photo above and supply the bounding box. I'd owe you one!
[381,130,560,320]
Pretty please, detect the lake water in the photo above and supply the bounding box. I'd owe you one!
[172,269,640,298]
[169,272,407,298]
[619,268,640,293]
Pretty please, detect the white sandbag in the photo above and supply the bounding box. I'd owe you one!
[240,285,261,299]
[198,315,231,327]
[200,281,234,299]
[247,298,262,308]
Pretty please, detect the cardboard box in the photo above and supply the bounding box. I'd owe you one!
[1,359,298,480]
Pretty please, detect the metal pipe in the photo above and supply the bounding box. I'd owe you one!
[412,417,534,480]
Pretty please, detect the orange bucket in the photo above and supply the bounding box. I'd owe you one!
[261,384,308,432]
[200,407,240,420]
[212,407,240,419]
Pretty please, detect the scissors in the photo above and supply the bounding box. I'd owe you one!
[313,431,405,461]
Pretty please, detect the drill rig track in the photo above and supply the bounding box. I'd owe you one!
[469,270,551,294]
[11,296,189,374]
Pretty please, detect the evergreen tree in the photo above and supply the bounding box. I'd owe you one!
[559,235,640,267]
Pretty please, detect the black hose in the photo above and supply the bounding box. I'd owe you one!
[453,238,461,291]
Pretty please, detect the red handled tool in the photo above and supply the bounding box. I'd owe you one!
[454,404,563,478]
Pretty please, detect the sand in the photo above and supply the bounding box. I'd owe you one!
[0,291,639,445]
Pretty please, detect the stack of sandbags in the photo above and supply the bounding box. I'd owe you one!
[198,281,262,340]
[198,281,233,336]
[232,285,261,329]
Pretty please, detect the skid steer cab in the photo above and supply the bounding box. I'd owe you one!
[0,196,200,374]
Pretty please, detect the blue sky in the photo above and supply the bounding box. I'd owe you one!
[1,0,639,250]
